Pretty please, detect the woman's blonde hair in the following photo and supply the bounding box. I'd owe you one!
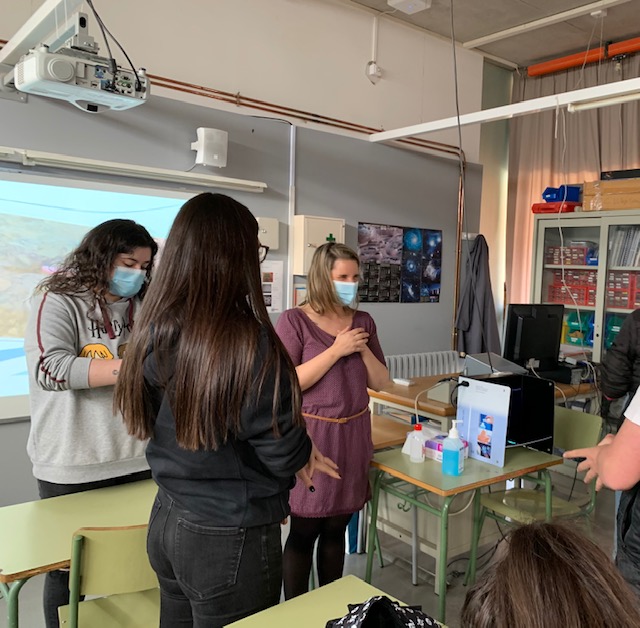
[303,242,360,315]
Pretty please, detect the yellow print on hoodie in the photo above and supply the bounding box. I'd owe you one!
[79,344,114,360]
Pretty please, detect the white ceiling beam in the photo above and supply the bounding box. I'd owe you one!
[369,76,640,141]
[463,0,633,49]
[0,0,84,66]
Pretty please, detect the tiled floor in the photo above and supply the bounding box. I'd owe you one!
[0,474,616,628]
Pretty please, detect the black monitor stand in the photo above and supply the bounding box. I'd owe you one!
[471,372,555,453]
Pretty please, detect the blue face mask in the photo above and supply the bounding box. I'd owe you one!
[109,266,146,298]
[333,280,358,307]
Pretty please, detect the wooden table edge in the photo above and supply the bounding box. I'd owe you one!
[0,560,69,584]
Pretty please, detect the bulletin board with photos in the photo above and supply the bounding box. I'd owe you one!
[357,222,442,303]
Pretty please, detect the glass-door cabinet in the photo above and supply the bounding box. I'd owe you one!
[531,210,640,363]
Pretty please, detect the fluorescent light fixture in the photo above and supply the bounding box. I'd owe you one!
[369,76,640,142]
[0,146,267,193]
[567,91,640,112]
[387,0,432,15]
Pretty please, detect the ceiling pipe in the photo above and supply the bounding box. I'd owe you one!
[0,36,468,349]
[528,35,640,77]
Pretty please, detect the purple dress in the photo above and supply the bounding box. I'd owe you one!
[275,308,386,518]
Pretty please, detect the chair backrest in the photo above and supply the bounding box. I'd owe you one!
[553,406,602,452]
[71,525,158,596]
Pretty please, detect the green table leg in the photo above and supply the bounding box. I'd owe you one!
[544,469,553,521]
[1,578,27,628]
[365,470,384,583]
[464,489,482,586]
[438,495,454,625]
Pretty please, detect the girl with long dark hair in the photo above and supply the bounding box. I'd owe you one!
[115,193,338,627]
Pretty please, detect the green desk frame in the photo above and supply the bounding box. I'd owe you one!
[0,479,156,628]
[364,447,561,624]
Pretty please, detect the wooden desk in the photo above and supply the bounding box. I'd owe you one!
[365,447,562,624]
[226,575,444,627]
[0,479,157,628]
[371,414,410,450]
[369,374,595,432]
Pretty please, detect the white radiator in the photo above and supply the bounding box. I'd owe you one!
[385,351,464,379]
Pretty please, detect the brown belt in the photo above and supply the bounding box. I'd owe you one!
[302,407,368,424]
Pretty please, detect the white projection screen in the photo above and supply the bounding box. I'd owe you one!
[0,173,190,420]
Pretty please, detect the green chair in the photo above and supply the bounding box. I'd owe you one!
[58,524,160,628]
[465,406,602,585]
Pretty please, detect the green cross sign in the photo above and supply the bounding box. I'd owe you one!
[326,233,336,242]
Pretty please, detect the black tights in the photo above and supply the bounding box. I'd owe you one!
[283,513,353,599]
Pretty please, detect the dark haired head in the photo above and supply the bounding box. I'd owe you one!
[116,193,301,450]
[38,219,158,301]
[461,521,640,628]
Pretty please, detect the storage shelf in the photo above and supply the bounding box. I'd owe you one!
[542,302,596,310]
[544,264,598,270]
[535,211,640,363]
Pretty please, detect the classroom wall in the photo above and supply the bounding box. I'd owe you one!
[0,0,485,162]
[0,420,39,506]
[478,62,512,337]
[0,89,481,504]
[295,127,482,355]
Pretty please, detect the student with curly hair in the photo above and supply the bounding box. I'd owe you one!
[24,219,158,627]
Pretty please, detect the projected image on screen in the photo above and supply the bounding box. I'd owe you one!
[0,179,185,404]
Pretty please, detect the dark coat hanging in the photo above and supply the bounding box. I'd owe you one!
[455,234,501,355]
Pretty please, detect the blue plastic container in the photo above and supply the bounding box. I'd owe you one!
[542,185,581,202]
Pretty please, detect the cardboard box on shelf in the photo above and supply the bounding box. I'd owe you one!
[583,178,640,211]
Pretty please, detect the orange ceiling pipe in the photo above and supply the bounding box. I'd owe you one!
[527,35,640,77]
[609,36,640,56]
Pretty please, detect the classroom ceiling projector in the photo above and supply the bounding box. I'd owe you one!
[13,45,148,113]
[0,2,148,114]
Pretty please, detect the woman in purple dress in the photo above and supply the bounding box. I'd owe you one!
[276,242,389,598]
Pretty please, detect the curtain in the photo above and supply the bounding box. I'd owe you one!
[506,55,640,305]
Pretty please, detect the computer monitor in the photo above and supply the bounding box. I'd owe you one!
[503,304,564,373]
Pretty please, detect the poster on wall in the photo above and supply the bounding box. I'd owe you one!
[260,260,284,313]
[357,222,442,303]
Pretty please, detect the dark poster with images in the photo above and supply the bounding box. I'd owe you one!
[357,222,441,303]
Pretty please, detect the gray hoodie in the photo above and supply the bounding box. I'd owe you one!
[24,291,148,484]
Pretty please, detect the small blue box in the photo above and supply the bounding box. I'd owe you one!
[542,185,581,202]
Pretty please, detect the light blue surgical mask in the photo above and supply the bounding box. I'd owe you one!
[109,266,146,298]
[333,280,358,307]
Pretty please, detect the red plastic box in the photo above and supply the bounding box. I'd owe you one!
[531,201,581,213]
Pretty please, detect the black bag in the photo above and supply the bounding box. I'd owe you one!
[325,595,439,627]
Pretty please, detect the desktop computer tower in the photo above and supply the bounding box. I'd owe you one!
[469,373,555,454]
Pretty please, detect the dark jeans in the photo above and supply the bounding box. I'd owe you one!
[37,470,152,628]
[616,482,640,598]
[147,489,282,628]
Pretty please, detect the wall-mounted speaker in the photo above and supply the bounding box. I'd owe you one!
[190,127,228,167]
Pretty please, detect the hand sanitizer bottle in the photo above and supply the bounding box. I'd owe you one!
[442,420,464,476]
[408,424,426,463]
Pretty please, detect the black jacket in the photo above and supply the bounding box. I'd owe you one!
[455,235,501,355]
[144,334,311,527]
[600,309,640,400]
